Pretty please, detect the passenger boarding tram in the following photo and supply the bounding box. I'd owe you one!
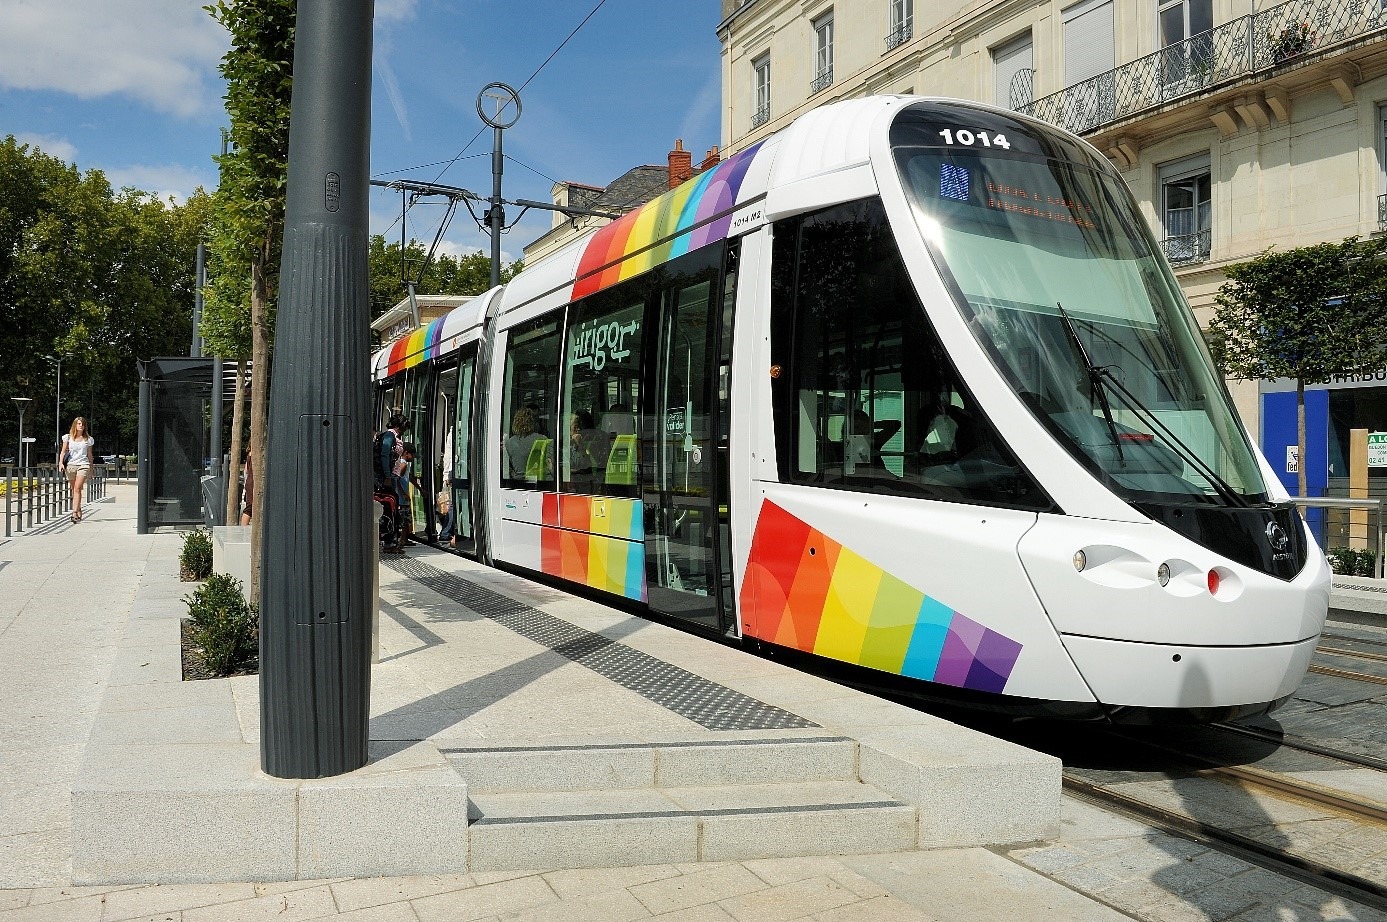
[371,96,1330,722]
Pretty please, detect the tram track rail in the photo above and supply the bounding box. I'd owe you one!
[1061,772,1387,913]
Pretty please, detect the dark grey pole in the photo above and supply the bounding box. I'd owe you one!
[136,375,149,535]
[489,125,503,290]
[192,242,205,357]
[260,0,375,779]
[210,357,223,522]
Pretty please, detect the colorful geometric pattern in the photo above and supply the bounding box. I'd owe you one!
[383,315,447,377]
[539,493,646,601]
[739,500,1023,694]
[571,142,766,300]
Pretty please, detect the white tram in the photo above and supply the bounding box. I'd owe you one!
[372,96,1329,722]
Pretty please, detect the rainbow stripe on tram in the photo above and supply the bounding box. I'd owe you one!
[539,493,646,601]
[384,315,448,377]
[740,501,1023,694]
[571,142,765,300]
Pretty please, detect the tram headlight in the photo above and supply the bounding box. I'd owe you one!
[1072,550,1086,572]
[1157,563,1171,587]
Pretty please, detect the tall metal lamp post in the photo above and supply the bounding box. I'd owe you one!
[11,397,31,470]
[478,82,521,289]
[47,356,61,448]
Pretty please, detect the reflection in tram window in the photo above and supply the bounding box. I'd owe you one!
[770,197,1049,510]
[500,311,563,489]
[561,288,646,496]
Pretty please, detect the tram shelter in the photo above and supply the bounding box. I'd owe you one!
[136,357,229,533]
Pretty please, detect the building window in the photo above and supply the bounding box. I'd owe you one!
[993,32,1033,109]
[752,54,771,127]
[812,12,834,93]
[1379,105,1387,231]
[887,0,912,50]
[1063,0,1115,129]
[1158,0,1214,88]
[1159,154,1212,265]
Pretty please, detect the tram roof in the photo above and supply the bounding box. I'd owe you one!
[370,292,489,381]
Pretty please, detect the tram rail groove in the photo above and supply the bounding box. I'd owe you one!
[1307,663,1387,686]
[1318,645,1387,664]
[1061,774,1387,913]
[1214,721,1387,774]
[1109,728,1387,824]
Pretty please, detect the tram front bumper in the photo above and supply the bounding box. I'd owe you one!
[1061,632,1319,710]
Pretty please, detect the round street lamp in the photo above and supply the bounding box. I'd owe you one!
[11,397,32,470]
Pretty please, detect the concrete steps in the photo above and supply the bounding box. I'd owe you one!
[441,735,917,871]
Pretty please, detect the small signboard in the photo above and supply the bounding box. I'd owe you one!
[1286,445,1299,474]
[1369,432,1387,468]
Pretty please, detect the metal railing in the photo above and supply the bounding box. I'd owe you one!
[751,105,770,129]
[1292,495,1384,578]
[1018,0,1387,136]
[886,22,912,51]
[810,68,833,94]
[1378,192,1387,231]
[1161,228,1212,266]
[3,464,109,538]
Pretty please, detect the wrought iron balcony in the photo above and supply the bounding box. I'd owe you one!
[751,105,770,129]
[886,22,912,51]
[810,68,834,94]
[1017,0,1387,136]
[1379,193,1387,232]
[1162,229,1212,266]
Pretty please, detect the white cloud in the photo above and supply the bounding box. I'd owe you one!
[103,163,213,206]
[374,0,418,24]
[0,0,228,118]
[434,237,484,260]
[14,132,78,163]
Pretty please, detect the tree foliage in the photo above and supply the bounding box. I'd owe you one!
[367,235,521,323]
[1210,236,1387,494]
[0,135,208,455]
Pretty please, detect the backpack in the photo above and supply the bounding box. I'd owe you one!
[372,428,396,491]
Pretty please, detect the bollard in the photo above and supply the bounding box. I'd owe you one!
[4,467,10,538]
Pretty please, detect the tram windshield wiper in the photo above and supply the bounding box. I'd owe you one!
[1057,304,1125,467]
[1057,304,1252,509]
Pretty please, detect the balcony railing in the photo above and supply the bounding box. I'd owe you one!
[810,68,834,94]
[1379,192,1387,232]
[886,21,912,51]
[1161,229,1212,266]
[751,105,770,128]
[1018,0,1387,136]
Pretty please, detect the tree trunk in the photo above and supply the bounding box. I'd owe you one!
[249,237,274,606]
[1297,377,1308,498]
[224,360,247,526]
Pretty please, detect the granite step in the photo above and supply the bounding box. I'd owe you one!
[466,779,917,871]
[439,734,860,793]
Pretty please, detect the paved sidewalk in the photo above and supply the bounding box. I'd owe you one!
[2,485,1385,920]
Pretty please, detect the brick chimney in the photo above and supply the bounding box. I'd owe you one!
[668,139,693,189]
[700,146,721,171]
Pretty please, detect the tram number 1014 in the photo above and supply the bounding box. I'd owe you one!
[938,128,1011,149]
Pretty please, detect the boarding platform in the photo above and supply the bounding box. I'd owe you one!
[70,533,1059,884]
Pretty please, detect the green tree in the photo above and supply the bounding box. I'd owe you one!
[1210,236,1387,497]
[367,234,520,330]
[203,0,295,603]
[0,136,207,458]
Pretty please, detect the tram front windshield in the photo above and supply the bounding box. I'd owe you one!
[891,103,1269,506]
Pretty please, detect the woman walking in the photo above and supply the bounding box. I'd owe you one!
[58,417,95,522]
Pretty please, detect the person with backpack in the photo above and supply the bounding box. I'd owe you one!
[373,414,408,552]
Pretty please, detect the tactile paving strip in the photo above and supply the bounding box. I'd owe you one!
[383,556,819,732]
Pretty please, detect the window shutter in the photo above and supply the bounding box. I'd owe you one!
[1063,0,1114,87]
[993,34,1033,108]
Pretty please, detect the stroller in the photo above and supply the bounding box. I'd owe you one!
[375,487,404,553]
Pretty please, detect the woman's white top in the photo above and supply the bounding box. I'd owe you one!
[63,435,94,465]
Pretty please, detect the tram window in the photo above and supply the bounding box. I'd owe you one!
[561,287,646,496]
[771,197,1049,510]
[500,311,564,489]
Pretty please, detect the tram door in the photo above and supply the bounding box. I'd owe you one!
[450,351,477,552]
[643,245,736,634]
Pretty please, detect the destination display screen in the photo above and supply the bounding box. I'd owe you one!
[938,161,1098,229]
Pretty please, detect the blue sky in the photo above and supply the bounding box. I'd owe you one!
[0,0,724,264]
